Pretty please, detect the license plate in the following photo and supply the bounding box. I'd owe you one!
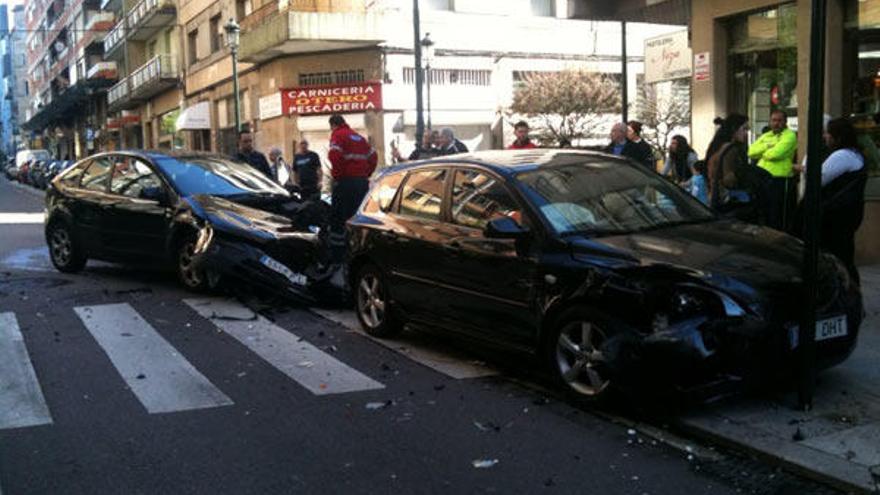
[788,315,848,349]
[259,255,308,287]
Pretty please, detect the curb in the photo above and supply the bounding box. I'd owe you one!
[3,178,46,199]
[676,413,879,494]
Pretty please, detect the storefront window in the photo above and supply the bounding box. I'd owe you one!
[727,3,798,139]
[846,0,880,183]
[160,109,184,149]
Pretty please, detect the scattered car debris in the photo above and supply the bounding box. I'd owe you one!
[365,400,393,410]
[472,459,499,469]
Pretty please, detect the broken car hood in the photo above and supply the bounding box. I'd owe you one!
[185,194,317,243]
[568,219,806,303]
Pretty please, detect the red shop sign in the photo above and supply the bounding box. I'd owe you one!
[281,82,382,116]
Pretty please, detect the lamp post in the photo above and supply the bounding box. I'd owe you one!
[420,32,435,130]
[412,0,425,148]
[224,18,242,133]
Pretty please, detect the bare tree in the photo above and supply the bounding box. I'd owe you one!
[510,70,621,147]
[636,81,691,157]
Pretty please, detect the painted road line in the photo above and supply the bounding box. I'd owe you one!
[310,308,498,380]
[0,312,53,429]
[185,298,384,395]
[0,213,44,224]
[74,304,233,414]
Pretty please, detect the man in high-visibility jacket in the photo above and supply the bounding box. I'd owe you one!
[748,109,797,230]
[327,113,378,264]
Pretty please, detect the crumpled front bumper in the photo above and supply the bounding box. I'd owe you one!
[193,234,318,303]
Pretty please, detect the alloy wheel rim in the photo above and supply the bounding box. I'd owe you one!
[357,274,385,329]
[50,228,72,266]
[179,242,202,287]
[555,321,610,396]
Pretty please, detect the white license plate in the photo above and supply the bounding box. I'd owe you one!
[788,315,848,349]
[816,315,848,342]
[259,255,308,287]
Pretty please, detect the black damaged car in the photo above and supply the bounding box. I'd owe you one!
[45,151,330,300]
[347,150,863,400]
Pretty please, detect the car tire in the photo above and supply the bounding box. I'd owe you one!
[354,264,403,338]
[46,221,87,273]
[544,307,625,402]
[176,235,208,292]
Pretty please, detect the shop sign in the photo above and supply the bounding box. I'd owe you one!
[281,82,382,116]
[644,30,691,84]
[259,92,283,120]
[694,52,711,83]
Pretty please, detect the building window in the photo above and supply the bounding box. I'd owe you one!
[187,29,199,66]
[420,0,451,11]
[845,0,880,181]
[403,68,491,86]
[236,0,252,20]
[726,3,797,139]
[530,0,555,17]
[209,15,221,53]
[298,70,364,86]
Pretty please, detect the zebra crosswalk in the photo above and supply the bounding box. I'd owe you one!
[0,297,493,432]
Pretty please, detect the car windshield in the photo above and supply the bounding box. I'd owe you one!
[155,156,289,198]
[515,156,714,236]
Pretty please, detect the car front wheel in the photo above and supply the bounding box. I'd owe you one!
[354,264,402,338]
[546,308,619,400]
[47,221,87,273]
[176,236,208,291]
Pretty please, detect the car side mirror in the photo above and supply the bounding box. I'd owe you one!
[140,186,168,204]
[484,217,529,239]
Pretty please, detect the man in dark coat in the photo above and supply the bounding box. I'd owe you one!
[234,130,273,179]
[604,122,653,170]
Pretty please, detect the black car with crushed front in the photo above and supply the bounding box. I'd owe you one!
[45,151,331,301]
[347,150,863,400]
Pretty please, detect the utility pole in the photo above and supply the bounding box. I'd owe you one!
[412,0,425,149]
[798,0,828,411]
[621,20,628,124]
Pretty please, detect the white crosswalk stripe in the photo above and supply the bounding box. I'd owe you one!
[0,312,53,430]
[310,308,498,380]
[185,298,384,395]
[74,304,233,414]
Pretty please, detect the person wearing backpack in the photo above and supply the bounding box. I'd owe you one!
[705,114,770,222]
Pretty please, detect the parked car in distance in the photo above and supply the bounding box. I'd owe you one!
[347,150,863,401]
[45,151,330,301]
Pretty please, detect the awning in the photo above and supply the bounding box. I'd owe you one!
[175,101,211,131]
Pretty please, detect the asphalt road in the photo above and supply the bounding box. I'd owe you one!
[0,177,823,495]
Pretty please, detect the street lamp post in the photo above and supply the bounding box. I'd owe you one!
[412,0,425,148]
[420,33,435,130]
[225,18,242,133]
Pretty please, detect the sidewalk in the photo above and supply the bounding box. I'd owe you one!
[679,265,880,493]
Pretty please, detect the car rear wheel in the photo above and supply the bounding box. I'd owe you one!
[546,308,617,400]
[47,221,87,273]
[355,264,402,337]
[176,236,208,291]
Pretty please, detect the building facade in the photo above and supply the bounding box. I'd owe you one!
[182,0,682,168]
[23,0,119,158]
[0,4,12,158]
[10,4,27,154]
[689,0,880,262]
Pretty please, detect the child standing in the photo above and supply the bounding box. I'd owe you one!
[689,160,709,205]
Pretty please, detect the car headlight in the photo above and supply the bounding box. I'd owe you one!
[671,284,747,319]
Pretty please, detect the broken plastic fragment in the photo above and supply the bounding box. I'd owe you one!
[472,459,499,469]
[297,361,314,368]
[366,401,392,410]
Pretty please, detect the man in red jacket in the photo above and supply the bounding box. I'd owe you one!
[327,114,378,264]
[507,120,537,149]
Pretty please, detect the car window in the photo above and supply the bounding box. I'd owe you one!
[79,157,114,192]
[398,169,447,221]
[362,172,405,214]
[451,169,524,230]
[110,158,164,199]
[59,161,87,188]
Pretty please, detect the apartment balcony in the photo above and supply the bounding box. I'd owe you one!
[129,54,179,99]
[87,61,119,81]
[84,11,116,48]
[107,76,130,110]
[239,7,385,64]
[104,21,126,59]
[100,0,122,13]
[127,0,176,41]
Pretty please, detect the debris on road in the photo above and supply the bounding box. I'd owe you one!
[472,459,499,469]
[473,420,501,433]
[366,400,393,410]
